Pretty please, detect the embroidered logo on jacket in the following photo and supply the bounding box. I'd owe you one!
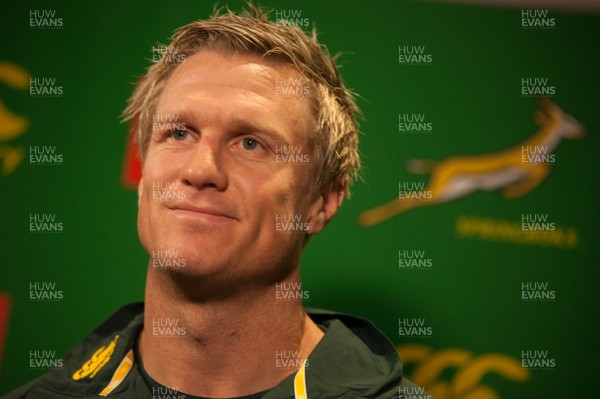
[72,335,119,380]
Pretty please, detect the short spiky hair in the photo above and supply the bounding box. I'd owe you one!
[122,3,361,196]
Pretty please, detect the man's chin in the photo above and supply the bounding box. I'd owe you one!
[149,250,230,277]
[149,260,256,301]
[147,236,228,268]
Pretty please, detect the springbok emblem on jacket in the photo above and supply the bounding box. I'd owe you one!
[358,99,584,227]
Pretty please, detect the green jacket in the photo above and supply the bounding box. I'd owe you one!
[2,303,428,399]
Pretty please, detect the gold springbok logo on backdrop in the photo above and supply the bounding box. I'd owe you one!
[359,100,584,227]
[397,345,530,399]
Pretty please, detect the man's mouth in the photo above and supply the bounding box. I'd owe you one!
[166,202,237,220]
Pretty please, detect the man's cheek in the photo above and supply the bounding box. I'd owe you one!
[137,201,151,254]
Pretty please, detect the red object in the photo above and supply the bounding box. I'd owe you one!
[121,118,142,189]
[0,293,12,371]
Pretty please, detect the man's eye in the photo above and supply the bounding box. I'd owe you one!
[170,129,188,141]
[241,138,260,151]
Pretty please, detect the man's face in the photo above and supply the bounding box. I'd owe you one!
[138,51,323,288]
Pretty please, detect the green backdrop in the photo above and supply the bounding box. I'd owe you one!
[1,0,599,397]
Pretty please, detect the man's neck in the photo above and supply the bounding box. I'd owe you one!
[139,266,324,398]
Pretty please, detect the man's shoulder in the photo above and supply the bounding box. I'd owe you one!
[2,304,429,399]
[1,378,41,399]
[295,308,428,399]
[1,303,144,399]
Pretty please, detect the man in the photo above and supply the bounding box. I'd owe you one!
[4,5,425,399]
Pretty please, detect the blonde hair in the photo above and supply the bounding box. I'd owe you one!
[122,4,361,196]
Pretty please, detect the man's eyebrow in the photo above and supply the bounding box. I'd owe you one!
[228,118,291,145]
[161,109,293,145]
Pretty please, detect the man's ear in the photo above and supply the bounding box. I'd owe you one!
[306,186,346,235]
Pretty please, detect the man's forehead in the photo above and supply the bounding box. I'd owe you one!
[164,50,303,94]
[156,50,313,136]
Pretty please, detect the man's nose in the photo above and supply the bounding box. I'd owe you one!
[179,137,228,191]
